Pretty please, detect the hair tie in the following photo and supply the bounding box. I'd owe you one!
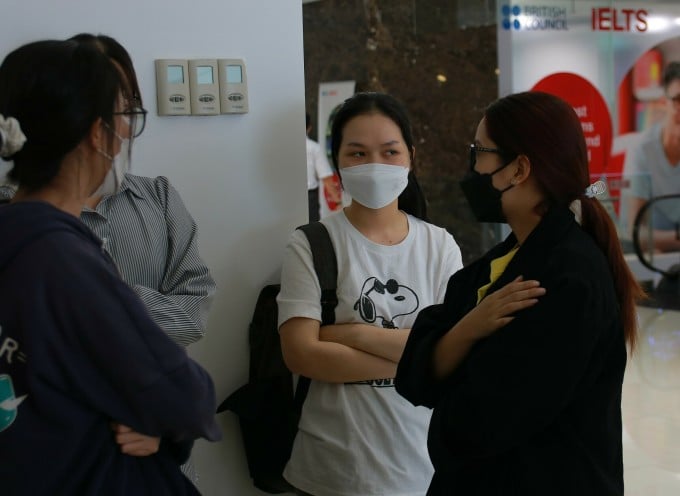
[584,180,606,198]
[0,115,27,158]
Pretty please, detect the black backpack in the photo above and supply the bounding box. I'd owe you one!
[217,222,338,494]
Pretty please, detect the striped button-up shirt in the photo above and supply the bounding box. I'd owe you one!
[81,174,216,346]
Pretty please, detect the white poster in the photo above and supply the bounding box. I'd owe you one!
[317,80,355,218]
[497,1,680,233]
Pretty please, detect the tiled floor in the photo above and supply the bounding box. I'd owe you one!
[622,306,680,495]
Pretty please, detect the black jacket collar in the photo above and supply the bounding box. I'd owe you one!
[476,206,579,296]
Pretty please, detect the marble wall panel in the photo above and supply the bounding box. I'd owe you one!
[303,0,501,262]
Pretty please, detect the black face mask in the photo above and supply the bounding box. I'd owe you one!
[459,164,514,223]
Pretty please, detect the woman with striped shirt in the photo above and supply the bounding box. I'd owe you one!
[70,33,217,484]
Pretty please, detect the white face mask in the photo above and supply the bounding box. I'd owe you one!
[94,137,130,197]
[339,163,409,209]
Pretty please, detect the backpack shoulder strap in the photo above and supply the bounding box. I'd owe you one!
[293,221,338,411]
[296,221,338,326]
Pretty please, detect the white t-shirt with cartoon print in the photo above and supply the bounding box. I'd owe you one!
[277,210,463,496]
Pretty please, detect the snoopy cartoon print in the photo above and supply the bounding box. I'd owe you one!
[353,277,419,328]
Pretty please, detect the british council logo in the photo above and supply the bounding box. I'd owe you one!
[501,5,522,30]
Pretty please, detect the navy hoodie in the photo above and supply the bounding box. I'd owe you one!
[0,201,221,495]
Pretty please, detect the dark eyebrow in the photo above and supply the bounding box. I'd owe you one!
[345,140,401,147]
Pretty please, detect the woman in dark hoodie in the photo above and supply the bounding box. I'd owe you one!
[0,39,220,495]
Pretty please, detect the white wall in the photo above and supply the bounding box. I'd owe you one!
[0,1,308,494]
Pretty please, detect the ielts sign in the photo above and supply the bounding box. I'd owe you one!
[591,7,648,32]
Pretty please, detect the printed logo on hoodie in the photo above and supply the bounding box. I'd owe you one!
[0,374,26,432]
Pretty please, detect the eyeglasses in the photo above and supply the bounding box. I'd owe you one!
[113,107,148,138]
[469,143,506,170]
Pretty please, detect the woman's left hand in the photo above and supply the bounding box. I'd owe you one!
[110,422,160,456]
[461,275,546,340]
[432,276,545,378]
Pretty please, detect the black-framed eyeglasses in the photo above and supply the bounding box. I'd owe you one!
[113,107,148,138]
[469,143,506,170]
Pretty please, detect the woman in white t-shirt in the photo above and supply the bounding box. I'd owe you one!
[277,92,463,496]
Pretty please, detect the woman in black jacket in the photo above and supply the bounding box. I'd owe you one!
[395,91,644,495]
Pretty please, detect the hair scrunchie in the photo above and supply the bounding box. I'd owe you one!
[570,180,608,224]
[0,115,27,158]
[584,180,606,198]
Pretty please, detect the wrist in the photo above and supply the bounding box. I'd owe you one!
[450,319,480,344]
